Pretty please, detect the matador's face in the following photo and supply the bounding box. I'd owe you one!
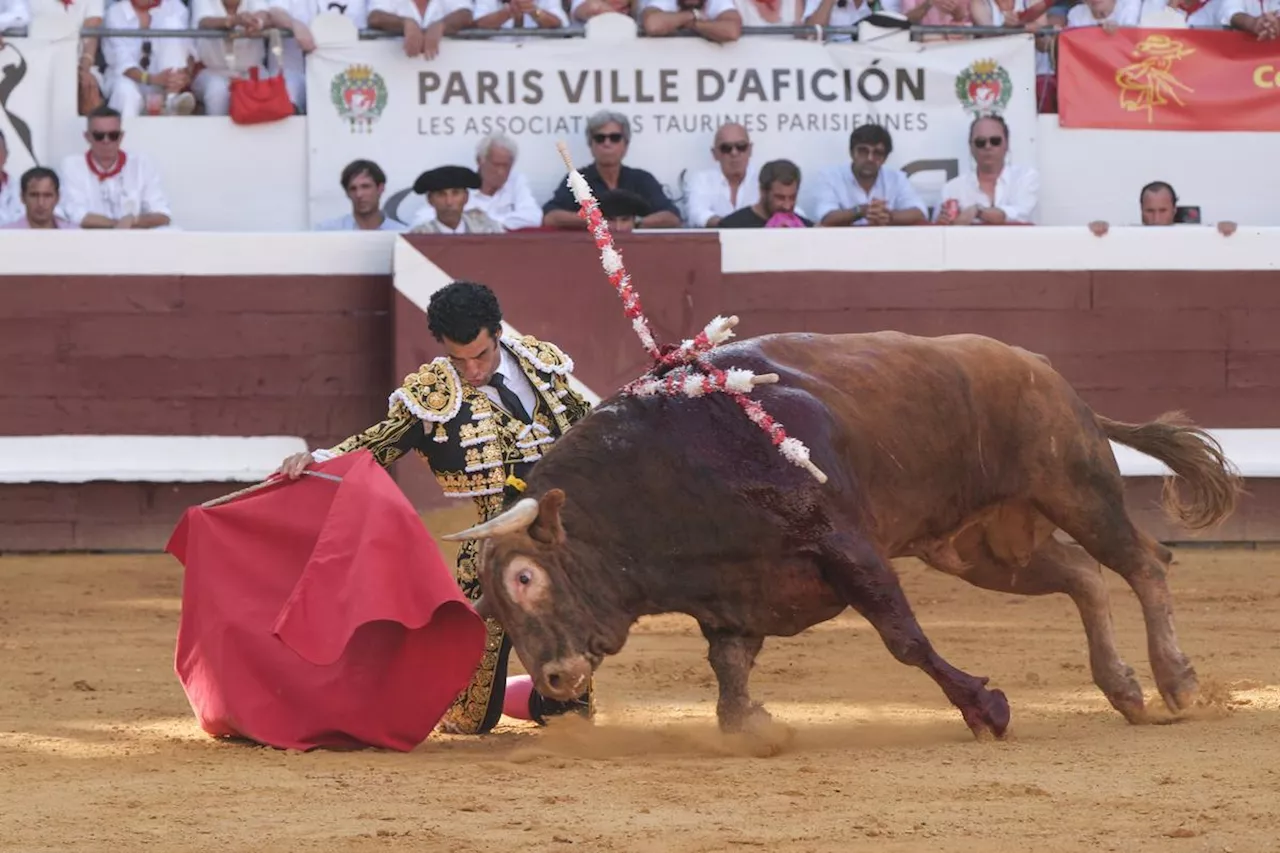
[444,328,502,387]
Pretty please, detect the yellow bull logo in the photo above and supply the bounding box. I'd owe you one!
[1114,34,1197,122]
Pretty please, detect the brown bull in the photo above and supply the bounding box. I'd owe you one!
[443,331,1242,738]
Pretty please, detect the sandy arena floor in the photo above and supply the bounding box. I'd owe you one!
[2,506,1279,852]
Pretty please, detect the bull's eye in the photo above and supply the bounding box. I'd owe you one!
[517,570,532,586]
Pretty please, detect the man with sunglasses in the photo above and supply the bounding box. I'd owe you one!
[542,111,683,230]
[57,105,175,230]
[684,122,758,229]
[934,114,1039,226]
[813,124,927,227]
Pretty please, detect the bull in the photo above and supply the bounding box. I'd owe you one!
[442,331,1242,739]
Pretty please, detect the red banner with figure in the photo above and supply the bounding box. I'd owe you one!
[1057,27,1280,131]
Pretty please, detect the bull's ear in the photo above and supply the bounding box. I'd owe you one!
[529,488,567,546]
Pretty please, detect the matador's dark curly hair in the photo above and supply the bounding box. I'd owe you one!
[426,280,503,344]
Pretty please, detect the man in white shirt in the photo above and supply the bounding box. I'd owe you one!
[813,124,927,227]
[35,0,108,113]
[190,0,270,116]
[102,0,197,116]
[0,129,21,225]
[57,106,175,230]
[1,167,79,229]
[314,159,408,231]
[802,0,904,41]
[407,165,505,234]
[934,114,1039,225]
[412,133,542,231]
[471,0,568,31]
[639,0,743,41]
[1065,0,1141,28]
[368,0,474,59]
[1089,181,1238,236]
[684,122,758,228]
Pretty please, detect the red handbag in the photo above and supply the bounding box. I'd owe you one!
[229,30,295,125]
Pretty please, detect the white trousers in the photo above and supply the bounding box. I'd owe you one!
[106,38,192,116]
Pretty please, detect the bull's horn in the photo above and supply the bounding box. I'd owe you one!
[441,497,540,542]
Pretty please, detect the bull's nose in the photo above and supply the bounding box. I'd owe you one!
[539,656,592,700]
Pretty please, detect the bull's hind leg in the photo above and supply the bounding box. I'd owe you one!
[699,626,768,732]
[818,532,1011,739]
[1035,466,1199,715]
[927,533,1146,723]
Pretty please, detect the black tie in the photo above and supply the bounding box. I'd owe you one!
[490,372,531,423]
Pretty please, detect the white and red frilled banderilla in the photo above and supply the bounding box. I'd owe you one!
[552,141,828,485]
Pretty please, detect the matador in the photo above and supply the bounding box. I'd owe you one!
[277,280,595,734]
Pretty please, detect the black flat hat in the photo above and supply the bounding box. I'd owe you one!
[597,188,651,220]
[413,165,482,195]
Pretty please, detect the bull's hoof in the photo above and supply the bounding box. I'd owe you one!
[962,687,1011,741]
[1158,670,1200,716]
[718,701,772,735]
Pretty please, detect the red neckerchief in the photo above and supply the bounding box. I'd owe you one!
[86,150,127,182]
[1176,0,1210,15]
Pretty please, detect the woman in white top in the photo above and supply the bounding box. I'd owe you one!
[934,113,1040,225]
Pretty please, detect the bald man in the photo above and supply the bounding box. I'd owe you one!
[684,122,759,228]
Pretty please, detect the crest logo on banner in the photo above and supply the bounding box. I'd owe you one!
[954,58,1012,114]
[330,64,388,134]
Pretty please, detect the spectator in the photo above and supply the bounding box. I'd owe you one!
[57,106,175,230]
[413,133,543,231]
[1065,0,1141,29]
[1139,0,1223,26]
[368,0,473,60]
[543,110,682,230]
[734,0,807,25]
[597,189,651,233]
[48,0,109,114]
[308,0,371,26]
[2,168,78,230]
[102,0,197,116]
[902,0,972,36]
[0,129,20,226]
[472,0,569,31]
[1089,181,1237,236]
[812,124,927,227]
[934,113,1039,225]
[190,0,271,116]
[407,165,505,234]
[639,0,743,42]
[262,0,318,111]
[969,0,1057,81]
[569,0,633,24]
[718,159,815,228]
[804,0,904,41]
[1222,0,1278,37]
[315,159,407,231]
[0,0,30,45]
[685,122,758,228]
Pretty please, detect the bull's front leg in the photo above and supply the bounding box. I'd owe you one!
[699,625,768,733]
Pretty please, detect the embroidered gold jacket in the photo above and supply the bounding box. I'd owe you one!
[314,334,593,521]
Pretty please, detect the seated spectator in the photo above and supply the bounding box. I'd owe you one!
[310,0,371,25]
[734,0,807,25]
[0,0,30,44]
[569,0,633,21]
[934,113,1039,225]
[543,110,682,230]
[639,0,743,42]
[598,189,650,232]
[191,0,271,116]
[969,0,1057,80]
[1089,180,1237,236]
[812,124,927,227]
[102,0,197,116]
[803,0,904,41]
[1140,0,1223,26]
[902,0,972,36]
[407,166,504,234]
[685,122,758,228]
[1222,0,1278,37]
[57,106,175,229]
[473,0,569,31]
[58,0,109,115]
[2,168,78,230]
[718,160,815,229]
[0,129,20,226]
[368,0,473,59]
[413,133,542,231]
[315,159,407,231]
[1065,0,1141,29]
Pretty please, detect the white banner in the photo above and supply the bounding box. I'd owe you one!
[0,16,80,179]
[305,25,1038,228]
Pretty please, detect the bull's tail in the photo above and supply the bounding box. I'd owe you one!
[1099,411,1244,530]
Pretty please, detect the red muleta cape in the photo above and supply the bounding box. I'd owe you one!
[166,450,486,751]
